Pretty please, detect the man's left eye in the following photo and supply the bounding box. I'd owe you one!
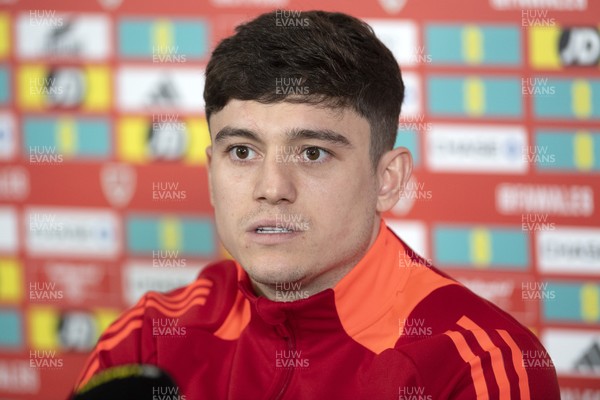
[301,147,329,162]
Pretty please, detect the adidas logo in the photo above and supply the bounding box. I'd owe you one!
[574,341,600,374]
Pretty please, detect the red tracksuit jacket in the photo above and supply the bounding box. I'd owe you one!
[76,221,560,399]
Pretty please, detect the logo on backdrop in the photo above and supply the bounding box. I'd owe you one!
[58,311,97,351]
[45,20,82,56]
[148,118,189,160]
[97,0,123,10]
[146,75,180,108]
[379,0,408,14]
[45,67,86,107]
[101,163,137,208]
[574,340,600,374]
[559,27,600,66]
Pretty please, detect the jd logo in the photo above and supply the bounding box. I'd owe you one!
[559,27,600,66]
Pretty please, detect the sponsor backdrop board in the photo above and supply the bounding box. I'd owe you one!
[0,0,599,398]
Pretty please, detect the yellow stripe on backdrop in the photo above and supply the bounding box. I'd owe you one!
[0,14,9,58]
[581,283,599,323]
[529,26,562,69]
[470,228,491,269]
[574,131,594,171]
[462,25,483,65]
[18,65,47,109]
[118,117,148,163]
[29,306,60,350]
[0,259,23,302]
[57,118,77,157]
[84,66,111,111]
[153,20,174,53]
[572,79,592,119]
[185,117,211,165]
[160,217,182,251]
[464,77,485,117]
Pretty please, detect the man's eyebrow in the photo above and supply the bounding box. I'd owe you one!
[286,128,353,147]
[214,127,264,144]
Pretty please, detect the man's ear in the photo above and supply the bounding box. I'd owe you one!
[375,146,413,213]
[205,145,215,207]
[206,144,213,165]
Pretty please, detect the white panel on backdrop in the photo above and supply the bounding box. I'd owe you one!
[117,67,206,112]
[17,13,111,60]
[538,227,600,274]
[543,329,600,377]
[0,207,18,253]
[367,20,418,66]
[496,183,594,217]
[426,124,528,173]
[25,207,121,258]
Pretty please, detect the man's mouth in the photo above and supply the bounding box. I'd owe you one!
[255,227,293,234]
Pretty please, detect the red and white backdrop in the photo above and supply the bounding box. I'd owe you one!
[0,0,598,398]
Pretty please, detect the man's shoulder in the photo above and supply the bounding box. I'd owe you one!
[391,230,531,338]
[401,265,534,342]
[392,263,559,398]
[395,263,546,376]
[135,259,240,331]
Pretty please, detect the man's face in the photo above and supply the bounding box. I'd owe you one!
[207,100,381,290]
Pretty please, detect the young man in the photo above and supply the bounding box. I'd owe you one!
[75,10,560,399]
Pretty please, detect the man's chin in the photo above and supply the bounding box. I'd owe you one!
[243,263,308,287]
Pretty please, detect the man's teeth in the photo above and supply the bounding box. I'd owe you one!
[256,227,292,234]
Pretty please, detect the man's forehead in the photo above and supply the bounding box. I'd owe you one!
[207,99,367,140]
[213,126,354,150]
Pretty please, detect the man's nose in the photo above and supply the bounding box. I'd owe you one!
[252,153,297,205]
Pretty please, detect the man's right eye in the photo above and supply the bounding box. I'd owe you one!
[228,146,256,161]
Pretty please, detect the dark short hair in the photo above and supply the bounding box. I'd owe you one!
[204,10,404,167]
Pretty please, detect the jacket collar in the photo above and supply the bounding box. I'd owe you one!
[236,219,409,333]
